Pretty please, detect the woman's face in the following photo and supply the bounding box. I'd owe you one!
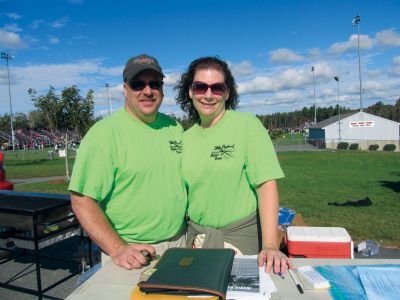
[189,68,229,127]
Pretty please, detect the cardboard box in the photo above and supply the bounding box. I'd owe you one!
[286,226,353,258]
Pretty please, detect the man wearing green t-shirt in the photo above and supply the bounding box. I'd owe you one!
[69,54,187,270]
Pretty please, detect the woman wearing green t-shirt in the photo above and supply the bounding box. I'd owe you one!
[176,56,293,274]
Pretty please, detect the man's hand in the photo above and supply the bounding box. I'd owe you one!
[257,246,293,274]
[111,243,157,270]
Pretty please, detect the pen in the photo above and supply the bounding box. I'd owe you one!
[277,272,285,279]
[141,250,153,263]
[288,269,304,294]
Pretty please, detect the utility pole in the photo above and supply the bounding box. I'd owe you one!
[105,83,112,115]
[1,52,16,150]
[311,66,317,124]
[334,76,341,142]
[352,15,363,111]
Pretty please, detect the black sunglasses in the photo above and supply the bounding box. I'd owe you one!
[192,81,227,96]
[129,80,163,91]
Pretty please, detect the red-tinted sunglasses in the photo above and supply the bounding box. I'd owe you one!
[192,81,227,96]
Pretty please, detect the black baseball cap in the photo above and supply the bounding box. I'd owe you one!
[123,54,164,82]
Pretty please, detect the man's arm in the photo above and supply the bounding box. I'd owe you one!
[70,192,155,269]
[256,180,293,273]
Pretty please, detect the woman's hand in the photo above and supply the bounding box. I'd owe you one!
[257,246,293,274]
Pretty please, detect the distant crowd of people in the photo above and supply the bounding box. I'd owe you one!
[0,128,81,151]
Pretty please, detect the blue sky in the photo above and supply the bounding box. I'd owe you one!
[1,0,399,118]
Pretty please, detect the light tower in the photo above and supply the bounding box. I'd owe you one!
[352,15,363,111]
[334,76,341,142]
[1,52,16,150]
[105,83,112,115]
[311,66,317,124]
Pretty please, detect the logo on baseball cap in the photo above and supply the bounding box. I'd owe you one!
[123,54,164,82]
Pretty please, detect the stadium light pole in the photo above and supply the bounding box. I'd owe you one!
[311,66,317,124]
[1,52,16,150]
[352,15,363,112]
[105,83,112,115]
[334,76,341,142]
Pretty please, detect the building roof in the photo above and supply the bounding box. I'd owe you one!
[309,112,357,129]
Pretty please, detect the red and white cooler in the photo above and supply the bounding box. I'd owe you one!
[286,226,353,259]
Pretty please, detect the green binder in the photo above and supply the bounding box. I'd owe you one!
[138,248,235,300]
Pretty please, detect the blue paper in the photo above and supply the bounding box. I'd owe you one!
[357,266,400,300]
[316,264,400,300]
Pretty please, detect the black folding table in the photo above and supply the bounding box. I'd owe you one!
[0,190,87,299]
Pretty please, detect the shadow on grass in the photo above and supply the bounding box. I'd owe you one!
[380,180,400,193]
[380,172,400,193]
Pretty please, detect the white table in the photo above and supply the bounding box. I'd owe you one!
[66,258,400,300]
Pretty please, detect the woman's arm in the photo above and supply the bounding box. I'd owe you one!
[256,180,293,273]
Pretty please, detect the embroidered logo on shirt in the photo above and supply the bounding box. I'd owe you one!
[169,140,182,153]
[210,144,235,160]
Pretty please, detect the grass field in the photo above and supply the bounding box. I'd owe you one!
[274,133,307,145]
[277,151,400,247]
[3,149,400,247]
[3,149,75,178]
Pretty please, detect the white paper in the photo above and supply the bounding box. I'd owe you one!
[357,266,400,300]
[227,255,277,300]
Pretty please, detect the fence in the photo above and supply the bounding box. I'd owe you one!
[273,139,400,152]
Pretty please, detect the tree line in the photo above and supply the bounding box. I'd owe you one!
[0,85,399,136]
[175,97,400,131]
[0,85,96,137]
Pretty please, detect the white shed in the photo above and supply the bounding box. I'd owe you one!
[309,112,400,150]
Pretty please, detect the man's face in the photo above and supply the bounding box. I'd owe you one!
[124,70,164,123]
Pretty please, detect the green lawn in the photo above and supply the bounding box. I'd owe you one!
[274,133,307,145]
[278,151,400,247]
[4,149,400,247]
[3,149,75,178]
[16,181,70,194]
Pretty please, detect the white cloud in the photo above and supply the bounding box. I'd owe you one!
[329,34,373,54]
[308,48,321,57]
[99,66,122,77]
[328,29,400,56]
[4,13,22,20]
[238,76,279,94]
[228,60,254,78]
[164,72,181,86]
[241,91,303,108]
[238,62,336,95]
[0,60,123,113]
[375,28,400,47]
[31,19,45,29]
[94,83,123,107]
[67,0,85,5]
[269,48,304,64]
[50,16,68,28]
[49,36,60,44]
[72,34,90,40]
[393,56,400,65]
[389,65,400,76]
[160,96,177,106]
[366,69,383,78]
[3,23,22,32]
[362,80,385,92]
[0,28,26,49]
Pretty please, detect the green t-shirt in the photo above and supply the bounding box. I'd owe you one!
[182,110,284,228]
[69,109,187,243]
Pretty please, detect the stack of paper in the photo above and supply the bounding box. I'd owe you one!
[227,256,277,300]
